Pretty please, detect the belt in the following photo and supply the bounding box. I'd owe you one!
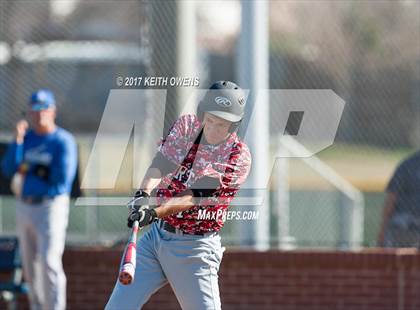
[159,220,217,237]
[21,196,51,205]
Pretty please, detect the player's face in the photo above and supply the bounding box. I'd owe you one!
[202,113,232,144]
[30,107,56,129]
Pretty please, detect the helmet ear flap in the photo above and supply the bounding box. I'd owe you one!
[229,121,241,133]
[197,104,204,122]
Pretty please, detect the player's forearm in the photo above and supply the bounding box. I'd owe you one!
[154,190,194,218]
[1,143,24,177]
[139,167,162,195]
[138,152,178,195]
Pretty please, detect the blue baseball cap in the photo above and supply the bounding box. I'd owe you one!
[29,89,56,111]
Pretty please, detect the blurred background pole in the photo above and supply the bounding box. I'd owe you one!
[150,0,196,135]
[276,146,295,250]
[237,0,269,250]
[150,1,176,135]
[176,0,197,114]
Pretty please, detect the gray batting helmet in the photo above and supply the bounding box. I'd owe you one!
[198,81,246,123]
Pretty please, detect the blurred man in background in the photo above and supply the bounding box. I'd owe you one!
[1,90,77,310]
[378,151,420,248]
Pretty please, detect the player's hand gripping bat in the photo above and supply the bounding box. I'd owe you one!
[118,191,157,285]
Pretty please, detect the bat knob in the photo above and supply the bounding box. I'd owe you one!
[119,263,135,285]
[119,272,133,285]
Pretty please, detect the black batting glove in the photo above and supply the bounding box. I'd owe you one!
[127,189,150,212]
[32,164,50,182]
[127,208,158,228]
[134,189,148,199]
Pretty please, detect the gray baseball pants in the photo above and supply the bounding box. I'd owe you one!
[16,195,69,310]
[105,220,224,310]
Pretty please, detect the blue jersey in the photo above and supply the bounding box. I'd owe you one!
[1,127,77,197]
[387,151,420,217]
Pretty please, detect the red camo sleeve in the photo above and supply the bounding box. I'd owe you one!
[157,115,200,165]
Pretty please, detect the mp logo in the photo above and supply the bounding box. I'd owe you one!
[79,89,345,192]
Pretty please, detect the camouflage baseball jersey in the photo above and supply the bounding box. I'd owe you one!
[155,114,251,234]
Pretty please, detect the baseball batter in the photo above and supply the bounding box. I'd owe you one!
[1,89,77,310]
[105,81,252,310]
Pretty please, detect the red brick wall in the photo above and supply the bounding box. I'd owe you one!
[3,248,420,310]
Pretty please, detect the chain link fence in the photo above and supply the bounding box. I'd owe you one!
[0,1,419,248]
